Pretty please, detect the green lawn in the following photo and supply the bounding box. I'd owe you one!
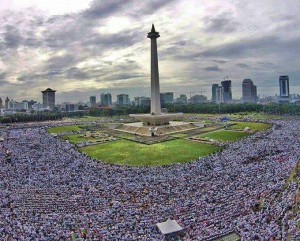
[200,130,250,142]
[48,125,82,134]
[65,116,102,122]
[80,139,221,166]
[229,122,271,131]
[170,133,189,138]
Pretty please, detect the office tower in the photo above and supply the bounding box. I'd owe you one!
[22,101,29,110]
[41,88,56,109]
[117,94,130,105]
[28,100,37,109]
[211,84,219,103]
[8,100,26,110]
[100,93,112,106]
[5,97,10,109]
[279,75,290,100]
[0,97,2,108]
[189,95,207,104]
[90,96,96,107]
[216,86,224,104]
[221,80,232,103]
[176,94,188,104]
[160,92,174,105]
[134,97,151,107]
[242,79,257,103]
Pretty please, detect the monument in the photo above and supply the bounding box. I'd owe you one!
[130,24,181,126]
[115,25,201,136]
[149,23,161,116]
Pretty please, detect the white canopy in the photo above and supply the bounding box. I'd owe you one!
[156,218,183,235]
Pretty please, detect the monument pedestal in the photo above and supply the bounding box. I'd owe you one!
[115,120,202,137]
[129,113,181,126]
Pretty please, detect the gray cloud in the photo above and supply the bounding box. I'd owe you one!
[65,67,89,80]
[237,63,250,68]
[107,73,146,81]
[0,72,7,80]
[257,61,276,69]
[0,73,9,86]
[204,65,222,72]
[203,12,239,33]
[0,0,300,102]
[142,0,179,15]
[3,25,22,48]
[212,59,228,64]
[200,36,300,58]
[46,54,76,71]
[83,0,131,19]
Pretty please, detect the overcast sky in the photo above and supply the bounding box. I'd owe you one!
[0,0,300,103]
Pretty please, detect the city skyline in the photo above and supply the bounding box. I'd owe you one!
[0,0,300,102]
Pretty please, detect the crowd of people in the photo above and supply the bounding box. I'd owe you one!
[0,119,300,240]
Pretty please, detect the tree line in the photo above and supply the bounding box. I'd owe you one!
[0,103,299,123]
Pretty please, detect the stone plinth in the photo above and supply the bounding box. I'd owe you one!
[130,113,181,126]
[115,121,203,137]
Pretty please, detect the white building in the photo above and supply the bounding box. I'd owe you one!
[8,100,28,111]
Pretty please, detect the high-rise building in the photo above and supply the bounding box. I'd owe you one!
[216,86,224,104]
[160,92,174,105]
[22,101,29,110]
[28,100,37,109]
[41,88,56,109]
[134,97,151,107]
[176,94,188,104]
[0,97,2,108]
[242,79,257,103]
[8,100,27,111]
[100,93,112,106]
[279,75,289,101]
[5,97,10,109]
[189,95,207,104]
[211,84,219,103]
[90,96,96,107]
[117,94,130,105]
[221,80,232,103]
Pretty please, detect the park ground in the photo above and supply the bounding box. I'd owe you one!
[48,114,272,166]
[80,139,221,166]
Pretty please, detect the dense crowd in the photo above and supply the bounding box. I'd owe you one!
[0,120,300,240]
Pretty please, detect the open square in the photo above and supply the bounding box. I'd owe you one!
[80,139,221,166]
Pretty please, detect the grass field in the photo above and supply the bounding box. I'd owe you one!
[65,116,101,122]
[170,133,189,138]
[80,139,221,166]
[200,130,250,142]
[229,122,271,131]
[48,125,82,134]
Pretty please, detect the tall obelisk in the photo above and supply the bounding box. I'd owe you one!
[148,24,161,115]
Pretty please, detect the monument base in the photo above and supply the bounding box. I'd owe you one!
[129,113,181,126]
[114,121,203,137]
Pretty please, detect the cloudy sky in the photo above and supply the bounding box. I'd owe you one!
[0,0,300,103]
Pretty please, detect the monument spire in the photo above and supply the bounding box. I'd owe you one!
[151,23,156,32]
[147,24,161,115]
